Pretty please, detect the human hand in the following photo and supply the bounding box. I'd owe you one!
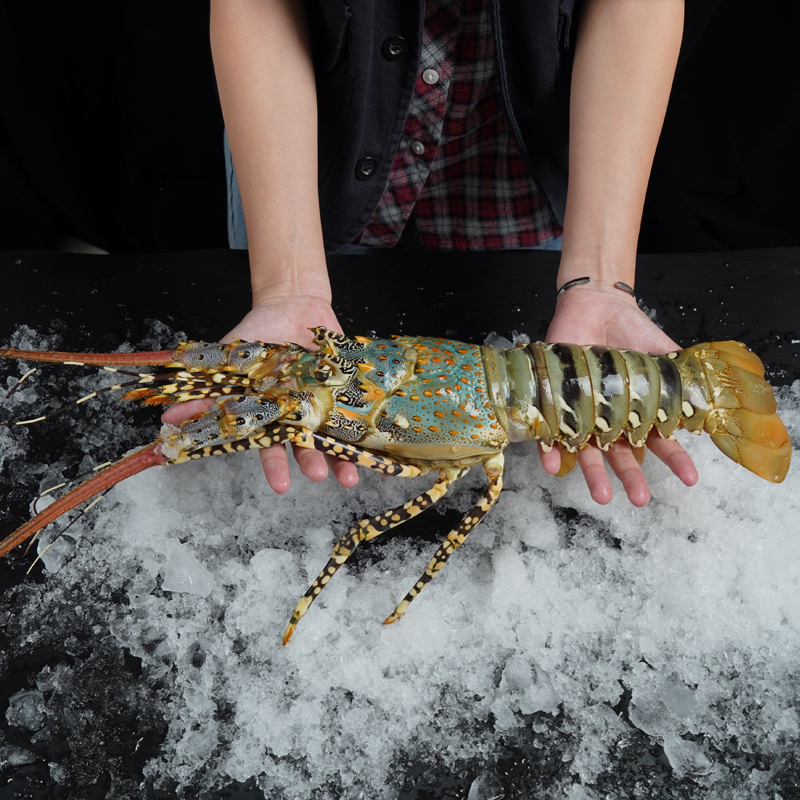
[541,282,698,505]
[161,293,359,494]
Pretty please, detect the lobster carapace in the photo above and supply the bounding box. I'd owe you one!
[0,329,791,642]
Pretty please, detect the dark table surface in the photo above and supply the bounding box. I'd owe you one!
[1,247,798,799]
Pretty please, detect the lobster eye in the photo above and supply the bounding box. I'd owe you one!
[236,416,246,426]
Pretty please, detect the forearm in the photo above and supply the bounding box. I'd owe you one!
[210,0,329,305]
[557,0,684,289]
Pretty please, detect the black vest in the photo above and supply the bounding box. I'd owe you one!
[307,0,581,251]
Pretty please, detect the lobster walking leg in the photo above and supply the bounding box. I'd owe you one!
[278,426,425,478]
[384,453,505,625]
[283,467,464,644]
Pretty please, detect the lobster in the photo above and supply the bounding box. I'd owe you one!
[0,329,791,643]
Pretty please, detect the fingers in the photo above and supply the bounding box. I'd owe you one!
[548,433,699,507]
[260,445,293,494]
[538,443,562,475]
[160,398,214,426]
[259,444,360,494]
[330,457,359,488]
[572,442,648,507]
[647,434,699,486]
[602,442,650,507]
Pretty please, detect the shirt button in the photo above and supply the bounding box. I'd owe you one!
[410,140,425,156]
[422,68,440,85]
[381,36,408,61]
[355,156,378,180]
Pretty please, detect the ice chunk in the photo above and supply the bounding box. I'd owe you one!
[468,773,505,800]
[160,544,216,597]
[5,690,46,731]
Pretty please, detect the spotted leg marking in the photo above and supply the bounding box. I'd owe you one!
[383,453,505,625]
[282,467,465,644]
[167,423,426,481]
[166,423,298,464]
[279,425,425,478]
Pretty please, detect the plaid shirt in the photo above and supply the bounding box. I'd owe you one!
[357,0,562,250]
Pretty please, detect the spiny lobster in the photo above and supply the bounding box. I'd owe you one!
[0,329,791,643]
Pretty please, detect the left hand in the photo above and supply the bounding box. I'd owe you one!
[161,294,359,494]
[541,281,698,506]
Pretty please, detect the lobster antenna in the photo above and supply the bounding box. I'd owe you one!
[24,457,123,557]
[32,458,117,512]
[1,371,176,428]
[25,487,113,574]
[4,366,38,399]
[4,364,163,401]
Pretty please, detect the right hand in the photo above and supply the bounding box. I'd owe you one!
[161,293,359,494]
[541,282,698,506]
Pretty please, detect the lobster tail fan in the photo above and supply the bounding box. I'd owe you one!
[0,441,168,559]
[681,341,791,483]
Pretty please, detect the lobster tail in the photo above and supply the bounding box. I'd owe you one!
[0,441,168,559]
[673,341,791,483]
[495,340,790,484]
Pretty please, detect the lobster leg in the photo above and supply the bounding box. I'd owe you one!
[383,453,505,625]
[282,467,465,644]
[276,425,425,478]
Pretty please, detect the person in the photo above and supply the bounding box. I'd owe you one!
[164,0,698,506]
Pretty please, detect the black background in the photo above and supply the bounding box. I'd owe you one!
[0,0,798,253]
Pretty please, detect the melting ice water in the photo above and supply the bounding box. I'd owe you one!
[1,327,799,798]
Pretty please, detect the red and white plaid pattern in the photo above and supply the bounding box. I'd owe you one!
[358,0,562,250]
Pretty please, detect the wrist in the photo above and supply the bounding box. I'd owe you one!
[249,250,331,309]
[252,284,332,310]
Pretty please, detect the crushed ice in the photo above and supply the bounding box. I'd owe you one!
[1,328,799,798]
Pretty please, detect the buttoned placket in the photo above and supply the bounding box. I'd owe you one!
[402,14,457,179]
